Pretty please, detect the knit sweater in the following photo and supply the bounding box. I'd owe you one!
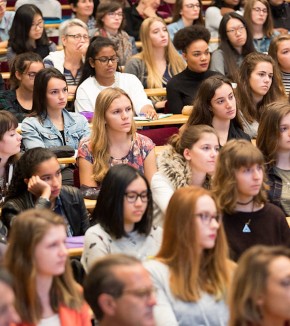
[166,68,219,114]
[223,202,290,261]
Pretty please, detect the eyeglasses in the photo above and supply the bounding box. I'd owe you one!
[252,7,268,14]
[122,287,157,300]
[107,12,123,17]
[66,34,90,41]
[195,212,222,225]
[25,72,37,80]
[94,56,119,65]
[184,3,200,8]
[31,20,44,30]
[124,191,149,203]
[226,25,246,34]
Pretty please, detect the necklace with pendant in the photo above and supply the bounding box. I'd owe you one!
[241,200,254,233]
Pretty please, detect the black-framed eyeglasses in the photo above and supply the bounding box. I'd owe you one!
[25,72,37,80]
[94,56,119,65]
[66,34,90,41]
[124,191,149,203]
[195,212,222,225]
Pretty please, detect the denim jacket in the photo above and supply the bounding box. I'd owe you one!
[21,109,90,150]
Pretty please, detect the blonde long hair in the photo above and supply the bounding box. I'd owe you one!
[91,87,136,183]
[156,186,230,301]
[134,17,185,88]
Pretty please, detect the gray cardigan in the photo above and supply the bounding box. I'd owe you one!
[144,260,229,326]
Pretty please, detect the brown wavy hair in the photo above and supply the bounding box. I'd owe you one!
[212,139,268,214]
[236,52,285,124]
[256,100,290,167]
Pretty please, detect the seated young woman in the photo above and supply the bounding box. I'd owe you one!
[205,0,242,52]
[5,208,91,325]
[77,87,157,199]
[125,17,185,110]
[235,52,286,138]
[167,0,204,41]
[244,0,279,53]
[21,67,90,185]
[185,75,250,146]
[257,101,290,216]
[2,148,90,236]
[151,125,219,219]
[92,1,137,66]
[268,34,290,95]
[145,186,234,325]
[212,139,290,261]
[0,53,44,122]
[44,19,90,96]
[69,0,96,33]
[229,245,290,326]
[0,111,22,201]
[166,25,219,114]
[210,12,256,82]
[75,36,157,119]
[7,4,56,63]
[81,164,162,272]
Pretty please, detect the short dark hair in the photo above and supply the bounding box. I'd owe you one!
[32,67,67,119]
[8,4,49,54]
[84,254,141,320]
[173,25,210,53]
[91,164,153,238]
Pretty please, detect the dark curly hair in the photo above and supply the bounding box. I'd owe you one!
[173,25,210,53]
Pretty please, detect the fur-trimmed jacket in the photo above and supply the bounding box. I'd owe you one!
[151,145,209,223]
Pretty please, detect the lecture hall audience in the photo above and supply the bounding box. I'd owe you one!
[1,1,290,324]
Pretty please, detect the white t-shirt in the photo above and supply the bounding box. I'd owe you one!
[38,314,61,326]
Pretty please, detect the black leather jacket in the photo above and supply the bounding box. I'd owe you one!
[1,186,90,235]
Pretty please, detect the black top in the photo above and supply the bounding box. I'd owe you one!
[166,68,219,114]
[2,185,90,236]
[227,120,251,143]
[124,5,143,41]
[0,89,31,122]
[270,2,290,31]
[223,202,290,261]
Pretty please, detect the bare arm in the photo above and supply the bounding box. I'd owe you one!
[78,157,98,187]
[144,149,157,183]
